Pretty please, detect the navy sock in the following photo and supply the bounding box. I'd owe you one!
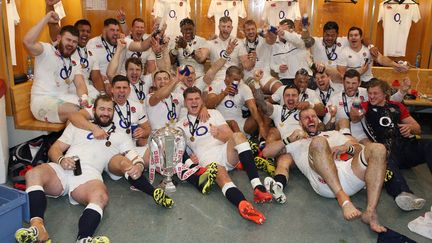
[77,208,101,240]
[238,150,259,181]
[28,190,47,219]
[274,174,287,188]
[128,175,155,196]
[225,187,246,207]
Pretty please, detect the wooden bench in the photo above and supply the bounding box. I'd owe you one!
[10,81,65,132]
[372,67,432,108]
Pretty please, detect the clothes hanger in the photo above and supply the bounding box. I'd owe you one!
[384,0,419,5]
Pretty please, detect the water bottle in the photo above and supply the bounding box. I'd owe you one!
[268,25,278,34]
[415,51,421,68]
[26,56,34,80]
[301,13,309,30]
[352,97,364,116]
[178,65,191,76]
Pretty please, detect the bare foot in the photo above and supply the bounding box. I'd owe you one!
[361,211,387,233]
[341,201,362,221]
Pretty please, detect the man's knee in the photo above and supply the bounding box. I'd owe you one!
[25,164,51,184]
[310,136,329,152]
[89,190,109,208]
[365,143,386,161]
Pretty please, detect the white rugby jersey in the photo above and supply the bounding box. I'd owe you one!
[31,43,83,97]
[122,34,156,75]
[272,86,321,107]
[270,104,301,139]
[261,1,301,27]
[152,0,191,37]
[337,45,373,82]
[146,92,184,131]
[207,37,242,81]
[311,37,348,67]
[168,35,208,77]
[271,32,312,79]
[207,0,247,37]
[87,36,116,77]
[208,81,254,121]
[60,123,135,174]
[378,1,420,57]
[238,36,273,79]
[177,109,227,167]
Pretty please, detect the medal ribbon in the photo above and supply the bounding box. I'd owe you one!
[342,91,359,119]
[320,86,334,106]
[77,46,89,68]
[132,80,145,101]
[187,114,200,138]
[163,95,177,120]
[324,42,337,61]
[101,36,116,60]
[281,106,297,123]
[114,101,131,128]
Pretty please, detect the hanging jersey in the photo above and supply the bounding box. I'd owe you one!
[311,37,348,67]
[6,0,20,66]
[152,0,191,37]
[378,1,421,57]
[261,1,301,27]
[207,0,247,37]
[337,45,373,82]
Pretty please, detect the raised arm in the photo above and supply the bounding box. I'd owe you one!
[45,0,61,42]
[23,11,60,56]
[203,39,237,85]
[107,38,126,81]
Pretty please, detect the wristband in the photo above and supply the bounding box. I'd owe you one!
[346,145,355,155]
[103,80,110,84]
[282,137,291,145]
[57,156,65,165]
[155,53,162,59]
[119,20,126,25]
[132,160,145,172]
[221,50,230,60]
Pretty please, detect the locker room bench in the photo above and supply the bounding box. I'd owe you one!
[10,81,65,132]
[372,67,432,107]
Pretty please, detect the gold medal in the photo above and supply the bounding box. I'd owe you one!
[170,118,175,124]
[279,122,284,127]
[140,100,144,104]
[65,78,72,85]
[328,60,332,65]
[126,128,131,134]
[81,63,86,68]
[105,140,111,147]
[190,136,195,142]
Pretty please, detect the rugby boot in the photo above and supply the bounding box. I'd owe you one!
[248,139,259,156]
[264,177,286,204]
[238,200,266,224]
[198,162,218,194]
[78,236,110,243]
[253,187,272,203]
[153,188,174,208]
[254,156,276,176]
[395,192,426,211]
[16,218,50,243]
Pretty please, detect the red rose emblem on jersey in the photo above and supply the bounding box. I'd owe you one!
[339,101,344,106]
[217,2,221,5]
[183,120,188,127]
[71,60,77,66]
[360,96,365,102]
[208,86,213,92]
[179,2,183,6]
[337,42,341,47]
[363,52,367,57]
[233,1,236,6]
[386,5,392,9]
[288,1,291,6]
[173,99,179,105]
[271,3,276,7]
[96,44,103,48]
[88,50,93,56]
[131,106,136,113]
[405,4,409,9]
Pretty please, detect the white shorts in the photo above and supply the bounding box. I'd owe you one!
[48,162,103,205]
[199,143,235,171]
[105,145,148,181]
[299,149,366,198]
[31,94,79,123]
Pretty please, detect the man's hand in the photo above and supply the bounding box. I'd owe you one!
[369,46,380,57]
[117,9,126,22]
[126,164,143,180]
[175,36,187,49]
[209,124,219,138]
[400,77,411,94]
[314,62,326,73]
[198,106,210,123]
[296,101,310,110]
[331,144,348,160]
[288,129,307,143]
[394,62,409,73]
[46,11,60,24]
[60,157,76,171]
[133,127,145,139]
[91,126,108,140]
[247,51,257,61]
[116,36,127,50]
[279,64,288,73]
[398,123,413,138]
[358,62,369,75]
[226,38,238,55]
[254,69,264,82]
[349,106,363,123]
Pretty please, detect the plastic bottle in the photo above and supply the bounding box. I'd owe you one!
[26,56,34,79]
[230,80,239,96]
[301,13,308,30]
[352,97,364,116]
[415,51,421,68]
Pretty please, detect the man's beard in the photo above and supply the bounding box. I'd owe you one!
[58,41,75,58]
[94,114,113,127]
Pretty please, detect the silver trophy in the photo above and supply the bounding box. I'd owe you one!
[148,125,186,194]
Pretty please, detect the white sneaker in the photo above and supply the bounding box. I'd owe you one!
[395,192,426,211]
[264,177,286,204]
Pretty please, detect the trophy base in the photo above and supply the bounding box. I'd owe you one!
[159,180,176,194]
